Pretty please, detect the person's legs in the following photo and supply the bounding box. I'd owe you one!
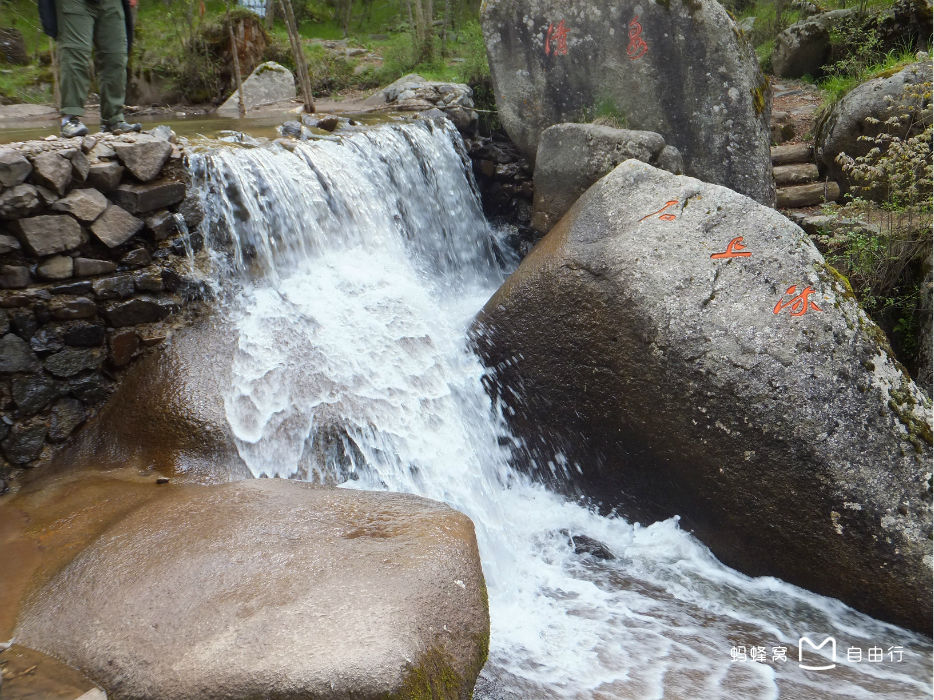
[92,0,127,126]
[56,0,93,118]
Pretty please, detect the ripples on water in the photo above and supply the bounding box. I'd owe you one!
[188,119,932,699]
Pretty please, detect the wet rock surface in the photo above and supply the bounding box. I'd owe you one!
[481,0,774,204]
[473,159,932,632]
[15,478,489,700]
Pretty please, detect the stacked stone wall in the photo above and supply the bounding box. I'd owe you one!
[0,129,206,486]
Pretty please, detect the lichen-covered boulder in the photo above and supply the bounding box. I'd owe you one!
[473,159,932,633]
[816,61,933,198]
[531,122,682,233]
[217,61,295,115]
[480,0,774,204]
[16,478,490,700]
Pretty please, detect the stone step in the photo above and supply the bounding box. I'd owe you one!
[777,181,841,209]
[773,162,819,186]
[771,143,812,166]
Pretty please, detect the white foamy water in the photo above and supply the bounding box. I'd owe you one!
[188,119,932,699]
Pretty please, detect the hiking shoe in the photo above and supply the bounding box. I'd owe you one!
[61,116,89,138]
[102,121,142,135]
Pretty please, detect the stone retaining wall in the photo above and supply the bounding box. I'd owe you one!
[0,129,206,487]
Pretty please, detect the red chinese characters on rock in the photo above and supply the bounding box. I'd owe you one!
[545,20,569,56]
[627,17,648,60]
[710,236,752,259]
[640,200,679,222]
[773,285,822,316]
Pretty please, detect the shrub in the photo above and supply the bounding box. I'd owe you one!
[823,78,932,374]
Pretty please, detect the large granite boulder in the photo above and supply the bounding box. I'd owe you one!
[532,122,682,233]
[473,159,932,633]
[480,0,774,204]
[771,9,855,78]
[816,61,933,198]
[217,61,295,115]
[15,478,489,700]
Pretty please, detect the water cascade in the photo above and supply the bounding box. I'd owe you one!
[188,119,932,699]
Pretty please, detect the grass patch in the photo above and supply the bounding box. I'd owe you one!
[816,46,920,110]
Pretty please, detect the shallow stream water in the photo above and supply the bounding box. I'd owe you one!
[187,119,932,699]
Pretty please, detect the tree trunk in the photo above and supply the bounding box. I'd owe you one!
[265,0,276,29]
[225,2,246,117]
[278,0,315,113]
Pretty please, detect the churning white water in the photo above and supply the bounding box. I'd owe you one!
[188,119,932,699]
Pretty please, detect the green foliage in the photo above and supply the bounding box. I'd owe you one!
[737,0,802,58]
[815,46,919,115]
[456,20,488,86]
[835,79,932,206]
[822,79,933,370]
[587,96,629,128]
[0,64,53,104]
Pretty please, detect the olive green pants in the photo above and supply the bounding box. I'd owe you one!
[57,0,127,125]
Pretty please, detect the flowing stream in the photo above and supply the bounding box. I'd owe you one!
[187,119,931,699]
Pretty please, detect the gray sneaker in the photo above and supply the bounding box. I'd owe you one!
[102,121,142,135]
[61,116,89,138]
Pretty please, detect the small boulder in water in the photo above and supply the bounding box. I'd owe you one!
[15,479,490,700]
[559,529,616,560]
[279,120,302,139]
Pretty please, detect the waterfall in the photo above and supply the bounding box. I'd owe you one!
[188,119,932,699]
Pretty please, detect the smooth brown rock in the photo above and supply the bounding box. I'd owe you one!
[15,215,84,256]
[90,204,143,248]
[16,479,489,700]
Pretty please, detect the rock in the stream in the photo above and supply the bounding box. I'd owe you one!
[16,478,489,700]
[473,159,932,633]
[364,74,479,133]
[532,123,682,233]
[217,61,296,115]
[481,0,774,204]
